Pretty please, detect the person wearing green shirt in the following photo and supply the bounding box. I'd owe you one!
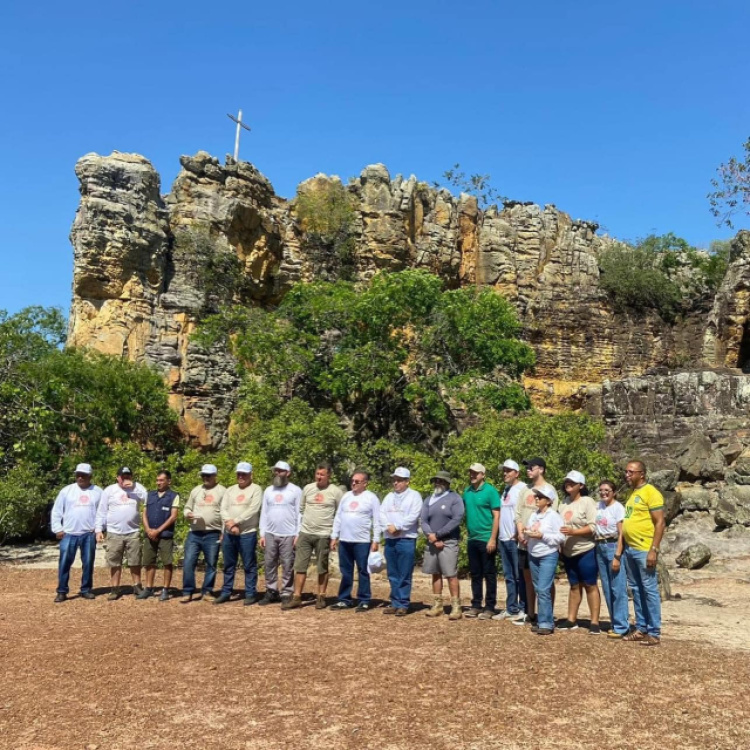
[463,462,500,620]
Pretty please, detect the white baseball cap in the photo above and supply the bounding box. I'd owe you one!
[75,463,92,475]
[532,483,557,501]
[564,470,586,486]
[502,460,520,472]
[367,551,386,574]
[235,462,253,474]
[392,467,411,479]
[200,464,218,475]
[469,463,486,474]
[273,461,291,472]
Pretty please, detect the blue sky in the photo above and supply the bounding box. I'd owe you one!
[1,0,748,315]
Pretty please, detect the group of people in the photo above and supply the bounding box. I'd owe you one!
[50,455,665,643]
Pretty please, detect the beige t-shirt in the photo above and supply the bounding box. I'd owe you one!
[514,485,560,530]
[184,484,226,532]
[300,482,343,537]
[220,483,263,534]
[559,496,597,557]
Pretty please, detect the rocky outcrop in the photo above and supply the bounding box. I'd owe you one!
[68,151,739,448]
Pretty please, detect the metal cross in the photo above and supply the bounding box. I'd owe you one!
[227,110,251,161]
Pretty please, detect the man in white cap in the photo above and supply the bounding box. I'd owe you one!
[463,462,500,619]
[493,459,525,620]
[96,466,148,600]
[214,462,263,605]
[283,462,343,611]
[50,463,102,602]
[259,461,302,605]
[380,467,423,616]
[181,464,227,603]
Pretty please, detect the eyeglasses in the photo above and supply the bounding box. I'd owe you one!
[599,489,613,495]
[624,470,641,476]
[351,479,366,485]
[393,477,408,482]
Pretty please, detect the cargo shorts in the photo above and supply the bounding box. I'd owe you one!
[104,532,141,567]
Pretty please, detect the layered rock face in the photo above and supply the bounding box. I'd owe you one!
[68,151,735,449]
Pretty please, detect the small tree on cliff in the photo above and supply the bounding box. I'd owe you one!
[708,137,750,229]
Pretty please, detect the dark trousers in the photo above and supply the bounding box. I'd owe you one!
[220,532,258,597]
[182,530,221,595]
[467,538,497,611]
[57,532,96,595]
[337,541,371,605]
[384,537,416,609]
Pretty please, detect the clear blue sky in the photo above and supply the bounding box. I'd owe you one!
[2,0,748,315]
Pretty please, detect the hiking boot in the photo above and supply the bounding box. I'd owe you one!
[136,587,154,600]
[556,619,579,631]
[382,605,397,615]
[80,592,96,600]
[159,588,170,602]
[464,607,482,619]
[448,597,463,620]
[315,595,327,610]
[54,593,67,603]
[107,588,122,601]
[425,597,444,618]
[213,593,232,605]
[258,591,280,606]
[282,596,303,611]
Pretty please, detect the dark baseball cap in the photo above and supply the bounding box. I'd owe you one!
[117,466,133,476]
[523,457,547,469]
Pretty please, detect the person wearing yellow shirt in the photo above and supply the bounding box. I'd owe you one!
[613,460,666,646]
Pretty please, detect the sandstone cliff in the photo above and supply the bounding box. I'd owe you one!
[70,150,732,447]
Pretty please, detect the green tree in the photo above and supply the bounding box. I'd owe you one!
[434,164,508,208]
[708,137,750,229]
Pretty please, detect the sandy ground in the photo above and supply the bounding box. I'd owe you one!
[1,549,750,750]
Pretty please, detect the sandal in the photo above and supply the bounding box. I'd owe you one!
[622,630,646,642]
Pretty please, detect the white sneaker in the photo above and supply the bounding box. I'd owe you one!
[491,610,512,621]
[511,613,528,626]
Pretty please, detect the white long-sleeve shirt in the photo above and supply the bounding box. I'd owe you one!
[95,482,147,534]
[259,483,302,537]
[525,509,565,558]
[51,483,103,535]
[332,490,381,543]
[379,488,422,539]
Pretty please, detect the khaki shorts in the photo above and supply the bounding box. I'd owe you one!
[294,533,331,574]
[141,537,174,567]
[105,533,141,567]
[422,539,459,577]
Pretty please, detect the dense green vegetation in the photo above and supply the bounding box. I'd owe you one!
[599,232,730,321]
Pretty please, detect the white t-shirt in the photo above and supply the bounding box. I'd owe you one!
[332,490,381,543]
[259,483,302,537]
[595,500,625,539]
[51,483,103,535]
[96,482,147,534]
[380,488,422,539]
[499,483,525,541]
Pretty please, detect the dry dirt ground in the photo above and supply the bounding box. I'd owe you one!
[1,555,750,750]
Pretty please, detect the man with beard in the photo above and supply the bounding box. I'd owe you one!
[214,462,263,605]
[181,465,227,603]
[96,466,148,600]
[51,463,102,602]
[259,461,302,605]
[283,462,343,611]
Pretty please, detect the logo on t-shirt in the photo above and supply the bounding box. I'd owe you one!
[203,494,215,504]
[349,501,359,510]
[314,493,325,504]
[563,510,573,523]
[78,494,90,505]
[598,516,609,527]
[525,494,536,507]
[274,494,284,504]
[236,494,246,504]
[531,521,541,532]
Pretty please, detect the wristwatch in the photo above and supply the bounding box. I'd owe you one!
[614,554,621,561]
[650,546,660,553]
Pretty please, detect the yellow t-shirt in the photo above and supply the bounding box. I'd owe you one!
[623,484,664,551]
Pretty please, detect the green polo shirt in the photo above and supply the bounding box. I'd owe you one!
[463,482,501,542]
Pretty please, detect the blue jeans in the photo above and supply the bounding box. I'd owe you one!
[529,551,558,630]
[499,540,521,614]
[385,537,416,609]
[337,541,371,605]
[624,546,661,637]
[182,531,221,595]
[220,532,258,598]
[57,532,96,595]
[596,542,630,634]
